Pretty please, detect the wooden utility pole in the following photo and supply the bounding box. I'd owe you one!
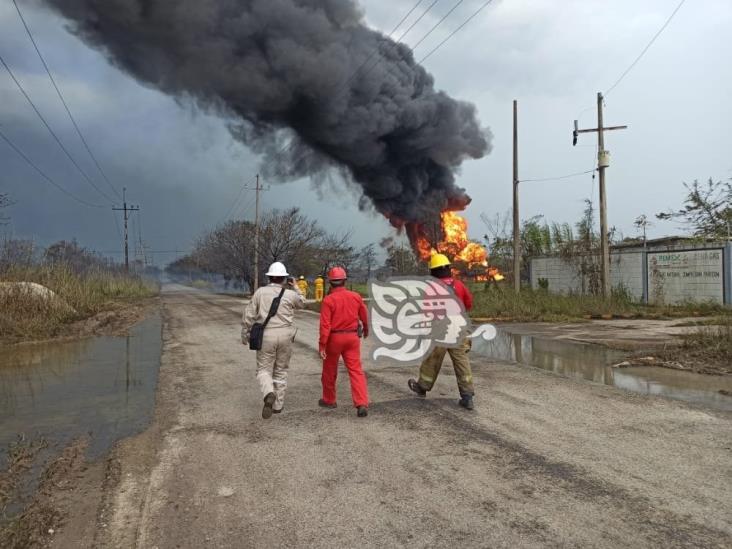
[573,93,627,298]
[112,187,139,273]
[512,100,520,293]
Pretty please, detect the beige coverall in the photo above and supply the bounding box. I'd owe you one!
[242,283,304,411]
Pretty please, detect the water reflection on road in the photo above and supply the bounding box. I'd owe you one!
[0,314,162,464]
[472,328,732,412]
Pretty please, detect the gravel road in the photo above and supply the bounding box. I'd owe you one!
[91,284,732,548]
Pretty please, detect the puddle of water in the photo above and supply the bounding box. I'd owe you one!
[472,328,732,412]
[0,314,162,465]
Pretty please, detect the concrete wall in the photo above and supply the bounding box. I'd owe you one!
[530,241,731,305]
[648,248,724,305]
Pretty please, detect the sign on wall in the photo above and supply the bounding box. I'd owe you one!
[648,249,724,305]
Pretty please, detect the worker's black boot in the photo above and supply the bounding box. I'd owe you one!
[458,394,474,410]
[357,406,368,418]
[408,378,427,398]
[318,399,337,409]
[262,392,276,419]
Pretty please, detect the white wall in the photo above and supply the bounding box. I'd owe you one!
[530,252,643,300]
[648,248,724,305]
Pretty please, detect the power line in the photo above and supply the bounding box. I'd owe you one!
[11,0,122,200]
[605,0,687,96]
[336,0,428,94]
[330,0,440,104]
[411,0,466,52]
[0,126,107,208]
[0,54,116,204]
[519,168,597,184]
[419,0,496,63]
[273,0,443,168]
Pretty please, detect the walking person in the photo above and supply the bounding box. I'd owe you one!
[318,267,370,417]
[314,275,325,302]
[242,262,304,418]
[297,275,309,298]
[407,254,476,410]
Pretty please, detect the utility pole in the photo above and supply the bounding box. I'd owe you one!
[250,174,270,290]
[512,100,520,293]
[573,92,627,298]
[112,187,139,273]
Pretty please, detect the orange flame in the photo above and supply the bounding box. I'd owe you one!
[414,211,502,280]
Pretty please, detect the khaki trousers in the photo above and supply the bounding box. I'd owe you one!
[417,338,474,396]
[256,326,296,411]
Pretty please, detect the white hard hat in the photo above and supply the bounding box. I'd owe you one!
[265,261,289,277]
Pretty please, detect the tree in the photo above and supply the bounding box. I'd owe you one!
[257,208,324,278]
[310,231,357,276]
[656,178,732,238]
[384,242,423,276]
[190,220,256,288]
[358,244,377,280]
[44,239,110,272]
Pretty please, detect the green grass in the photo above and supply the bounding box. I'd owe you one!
[0,265,157,342]
[467,284,730,322]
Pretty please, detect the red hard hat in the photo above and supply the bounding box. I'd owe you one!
[327,266,347,281]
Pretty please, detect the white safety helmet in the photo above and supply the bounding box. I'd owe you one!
[265,261,289,277]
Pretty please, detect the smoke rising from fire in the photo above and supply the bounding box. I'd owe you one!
[41,0,491,232]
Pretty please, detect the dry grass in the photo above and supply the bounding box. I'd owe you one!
[0,265,157,342]
[679,318,732,369]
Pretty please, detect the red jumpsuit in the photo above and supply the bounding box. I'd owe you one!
[319,286,369,407]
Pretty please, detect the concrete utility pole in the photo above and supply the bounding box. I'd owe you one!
[573,92,627,298]
[251,174,268,291]
[112,187,139,273]
[512,100,520,293]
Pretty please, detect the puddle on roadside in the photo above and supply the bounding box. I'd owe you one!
[472,328,732,412]
[0,313,163,467]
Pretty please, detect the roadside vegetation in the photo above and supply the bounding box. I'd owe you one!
[468,285,729,322]
[1,239,157,343]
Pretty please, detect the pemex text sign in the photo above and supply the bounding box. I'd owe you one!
[648,249,724,304]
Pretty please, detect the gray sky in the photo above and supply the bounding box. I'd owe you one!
[1,0,730,265]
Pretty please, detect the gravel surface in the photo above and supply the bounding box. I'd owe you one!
[88,285,732,548]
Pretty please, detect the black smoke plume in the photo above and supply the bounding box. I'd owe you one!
[41,0,491,235]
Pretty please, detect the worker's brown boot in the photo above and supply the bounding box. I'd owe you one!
[408,378,427,398]
[262,392,275,419]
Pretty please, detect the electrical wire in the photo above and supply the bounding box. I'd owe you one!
[519,168,597,184]
[410,0,466,52]
[335,0,428,94]
[419,0,496,63]
[0,54,116,204]
[272,0,443,168]
[604,0,687,96]
[12,0,122,200]
[331,0,440,103]
[0,126,107,208]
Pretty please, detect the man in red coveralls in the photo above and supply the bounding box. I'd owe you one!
[318,266,370,418]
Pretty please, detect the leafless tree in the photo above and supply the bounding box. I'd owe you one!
[193,220,256,288]
[358,244,377,280]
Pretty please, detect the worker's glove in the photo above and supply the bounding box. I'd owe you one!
[362,329,369,339]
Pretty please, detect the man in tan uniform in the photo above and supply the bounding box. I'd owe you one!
[242,261,304,418]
